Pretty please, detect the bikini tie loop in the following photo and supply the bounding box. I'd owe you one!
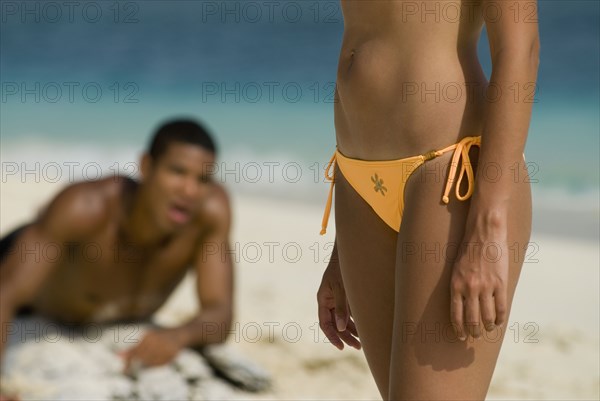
[320,151,337,235]
[439,136,481,204]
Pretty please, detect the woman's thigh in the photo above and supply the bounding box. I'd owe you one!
[334,165,398,398]
[388,152,532,400]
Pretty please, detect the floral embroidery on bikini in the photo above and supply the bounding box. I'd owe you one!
[371,173,387,196]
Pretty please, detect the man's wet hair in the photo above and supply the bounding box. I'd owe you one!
[149,119,217,160]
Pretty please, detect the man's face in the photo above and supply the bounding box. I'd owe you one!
[142,142,216,232]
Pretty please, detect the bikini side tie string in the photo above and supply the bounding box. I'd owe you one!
[430,136,481,204]
[320,151,337,235]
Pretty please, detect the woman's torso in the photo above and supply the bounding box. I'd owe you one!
[335,0,489,159]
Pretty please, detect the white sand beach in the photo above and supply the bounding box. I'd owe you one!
[1,178,598,400]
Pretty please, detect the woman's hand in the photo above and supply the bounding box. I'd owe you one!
[450,227,510,341]
[317,252,361,350]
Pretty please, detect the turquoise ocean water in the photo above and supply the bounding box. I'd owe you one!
[1,1,598,236]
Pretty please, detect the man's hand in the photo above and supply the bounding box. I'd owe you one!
[120,329,184,374]
[450,238,510,341]
[317,258,361,351]
[0,393,20,401]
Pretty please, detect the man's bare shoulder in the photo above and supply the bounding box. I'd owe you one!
[196,183,232,236]
[35,177,126,240]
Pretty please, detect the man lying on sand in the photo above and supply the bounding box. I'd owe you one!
[0,119,268,399]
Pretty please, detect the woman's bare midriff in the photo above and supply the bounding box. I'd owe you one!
[335,0,489,160]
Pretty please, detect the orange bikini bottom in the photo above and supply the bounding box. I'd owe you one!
[319,135,483,235]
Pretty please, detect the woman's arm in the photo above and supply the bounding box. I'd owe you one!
[451,0,540,340]
[470,0,540,213]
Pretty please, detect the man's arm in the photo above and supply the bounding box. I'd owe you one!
[450,0,540,340]
[175,187,234,346]
[0,225,60,364]
[0,183,107,363]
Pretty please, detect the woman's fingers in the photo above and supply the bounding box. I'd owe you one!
[318,303,343,350]
[494,286,508,327]
[465,295,481,338]
[317,305,360,350]
[480,293,497,331]
[346,317,359,338]
[450,289,466,341]
[332,282,349,332]
[337,327,361,350]
[339,317,361,349]
[452,288,504,341]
